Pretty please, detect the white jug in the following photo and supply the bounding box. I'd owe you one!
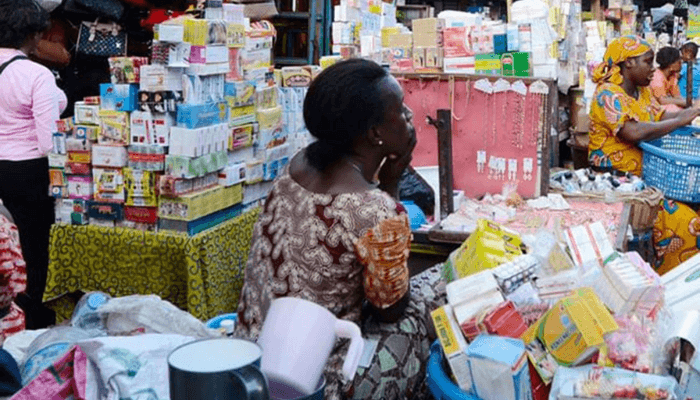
[258,297,364,395]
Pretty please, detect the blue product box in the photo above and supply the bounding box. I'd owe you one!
[493,34,507,55]
[176,102,228,129]
[100,83,139,112]
[87,200,125,221]
[466,335,532,400]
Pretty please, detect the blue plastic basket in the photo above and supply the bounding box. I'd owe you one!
[206,313,237,329]
[640,134,700,203]
[426,341,480,400]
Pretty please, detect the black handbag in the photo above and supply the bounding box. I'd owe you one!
[76,20,128,57]
[64,0,124,21]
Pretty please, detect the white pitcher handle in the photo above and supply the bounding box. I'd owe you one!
[335,319,364,382]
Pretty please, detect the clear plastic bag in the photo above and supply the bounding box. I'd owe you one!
[97,295,217,338]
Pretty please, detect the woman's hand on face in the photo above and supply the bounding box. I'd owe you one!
[379,134,417,186]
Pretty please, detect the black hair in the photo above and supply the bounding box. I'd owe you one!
[656,47,681,70]
[303,58,390,171]
[682,42,699,59]
[0,0,49,49]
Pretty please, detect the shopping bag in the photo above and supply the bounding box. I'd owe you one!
[76,20,127,57]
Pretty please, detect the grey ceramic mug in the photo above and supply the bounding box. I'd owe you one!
[168,338,269,400]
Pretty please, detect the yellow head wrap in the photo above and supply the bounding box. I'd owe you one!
[592,35,652,85]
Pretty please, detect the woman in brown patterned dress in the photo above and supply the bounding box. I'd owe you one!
[235,59,445,399]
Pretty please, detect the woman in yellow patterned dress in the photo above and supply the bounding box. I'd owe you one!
[588,35,700,274]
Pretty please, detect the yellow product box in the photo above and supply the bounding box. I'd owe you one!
[227,23,245,47]
[256,106,282,131]
[158,184,243,221]
[381,26,402,47]
[319,56,343,70]
[98,110,130,146]
[184,18,209,46]
[431,305,473,392]
[476,219,522,248]
[123,168,157,197]
[281,66,312,87]
[521,288,618,384]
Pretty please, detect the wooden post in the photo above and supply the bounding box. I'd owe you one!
[688,59,695,108]
[507,0,512,23]
[435,110,454,220]
[426,110,454,220]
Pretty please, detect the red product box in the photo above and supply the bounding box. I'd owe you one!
[481,301,528,338]
[528,359,551,400]
[65,162,91,175]
[124,206,158,224]
[442,26,473,58]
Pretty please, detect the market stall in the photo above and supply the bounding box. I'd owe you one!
[44,207,259,321]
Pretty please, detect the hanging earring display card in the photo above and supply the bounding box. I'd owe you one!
[398,75,551,200]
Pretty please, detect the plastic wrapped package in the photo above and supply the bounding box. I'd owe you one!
[549,365,678,400]
[96,295,217,338]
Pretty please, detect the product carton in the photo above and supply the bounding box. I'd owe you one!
[226,23,245,47]
[87,201,124,221]
[56,117,74,134]
[226,47,243,81]
[98,110,130,146]
[67,175,93,200]
[74,125,100,141]
[93,168,125,203]
[229,123,257,150]
[128,145,167,171]
[66,137,92,152]
[466,335,532,400]
[176,102,228,129]
[565,221,615,272]
[158,184,243,221]
[165,151,228,179]
[91,145,128,168]
[431,305,473,392]
[123,168,157,197]
[52,133,67,155]
[521,288,618,384]
[501,52,531,77]
[224,80,256,107]
[662,252,700,316]
[443,220,522,281]
[475,53,502,75]
[443,26,472,58]
[155,23,185,42]
[424,47,443,68]
[219,162,247,186]
[48,153,67,169]
[139,65,184,92]
[281,67,312,87]
[65,162,91,175]
[67,150,91,164]
[74,102,101,125]
[108,56,149,84]
[189,45,229,64]
[412,18,445,48]
[100,83,139,112]
[124,205,158,224]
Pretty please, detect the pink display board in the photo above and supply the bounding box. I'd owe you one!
[397,76,550,199]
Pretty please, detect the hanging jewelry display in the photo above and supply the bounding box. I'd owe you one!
[477,150,487,173]
[523,157,534,181]
[493,79,510,146]
[528,80,550,149]
[508,159,518,181]
[474,79,493,148]
[510,81,527,150]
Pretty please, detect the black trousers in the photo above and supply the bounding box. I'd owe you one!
[0,157,55,328]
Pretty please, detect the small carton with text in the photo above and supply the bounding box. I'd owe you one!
[466,335,532,400]
[92,167,125,203]
[431,304,473,392]
[67,175,93,200]
[92,145,128,168]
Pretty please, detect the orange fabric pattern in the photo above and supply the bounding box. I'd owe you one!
[355,214,411,309]
[588,83,664,176]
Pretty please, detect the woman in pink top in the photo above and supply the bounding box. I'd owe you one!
[0,0,67,328]
[650,46,687,113]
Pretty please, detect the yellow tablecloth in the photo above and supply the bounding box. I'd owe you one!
[45,208,260,321]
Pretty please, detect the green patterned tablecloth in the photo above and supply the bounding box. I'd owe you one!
[45,208,260,321]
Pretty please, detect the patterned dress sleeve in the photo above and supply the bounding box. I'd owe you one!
[590,84,631,136]
[354,213,411,310]
[0,215,27,344]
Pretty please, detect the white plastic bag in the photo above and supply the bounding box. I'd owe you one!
[97,295,217,339]
[36,0,62,12]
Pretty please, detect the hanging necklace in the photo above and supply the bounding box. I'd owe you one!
[345,158,380,186]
